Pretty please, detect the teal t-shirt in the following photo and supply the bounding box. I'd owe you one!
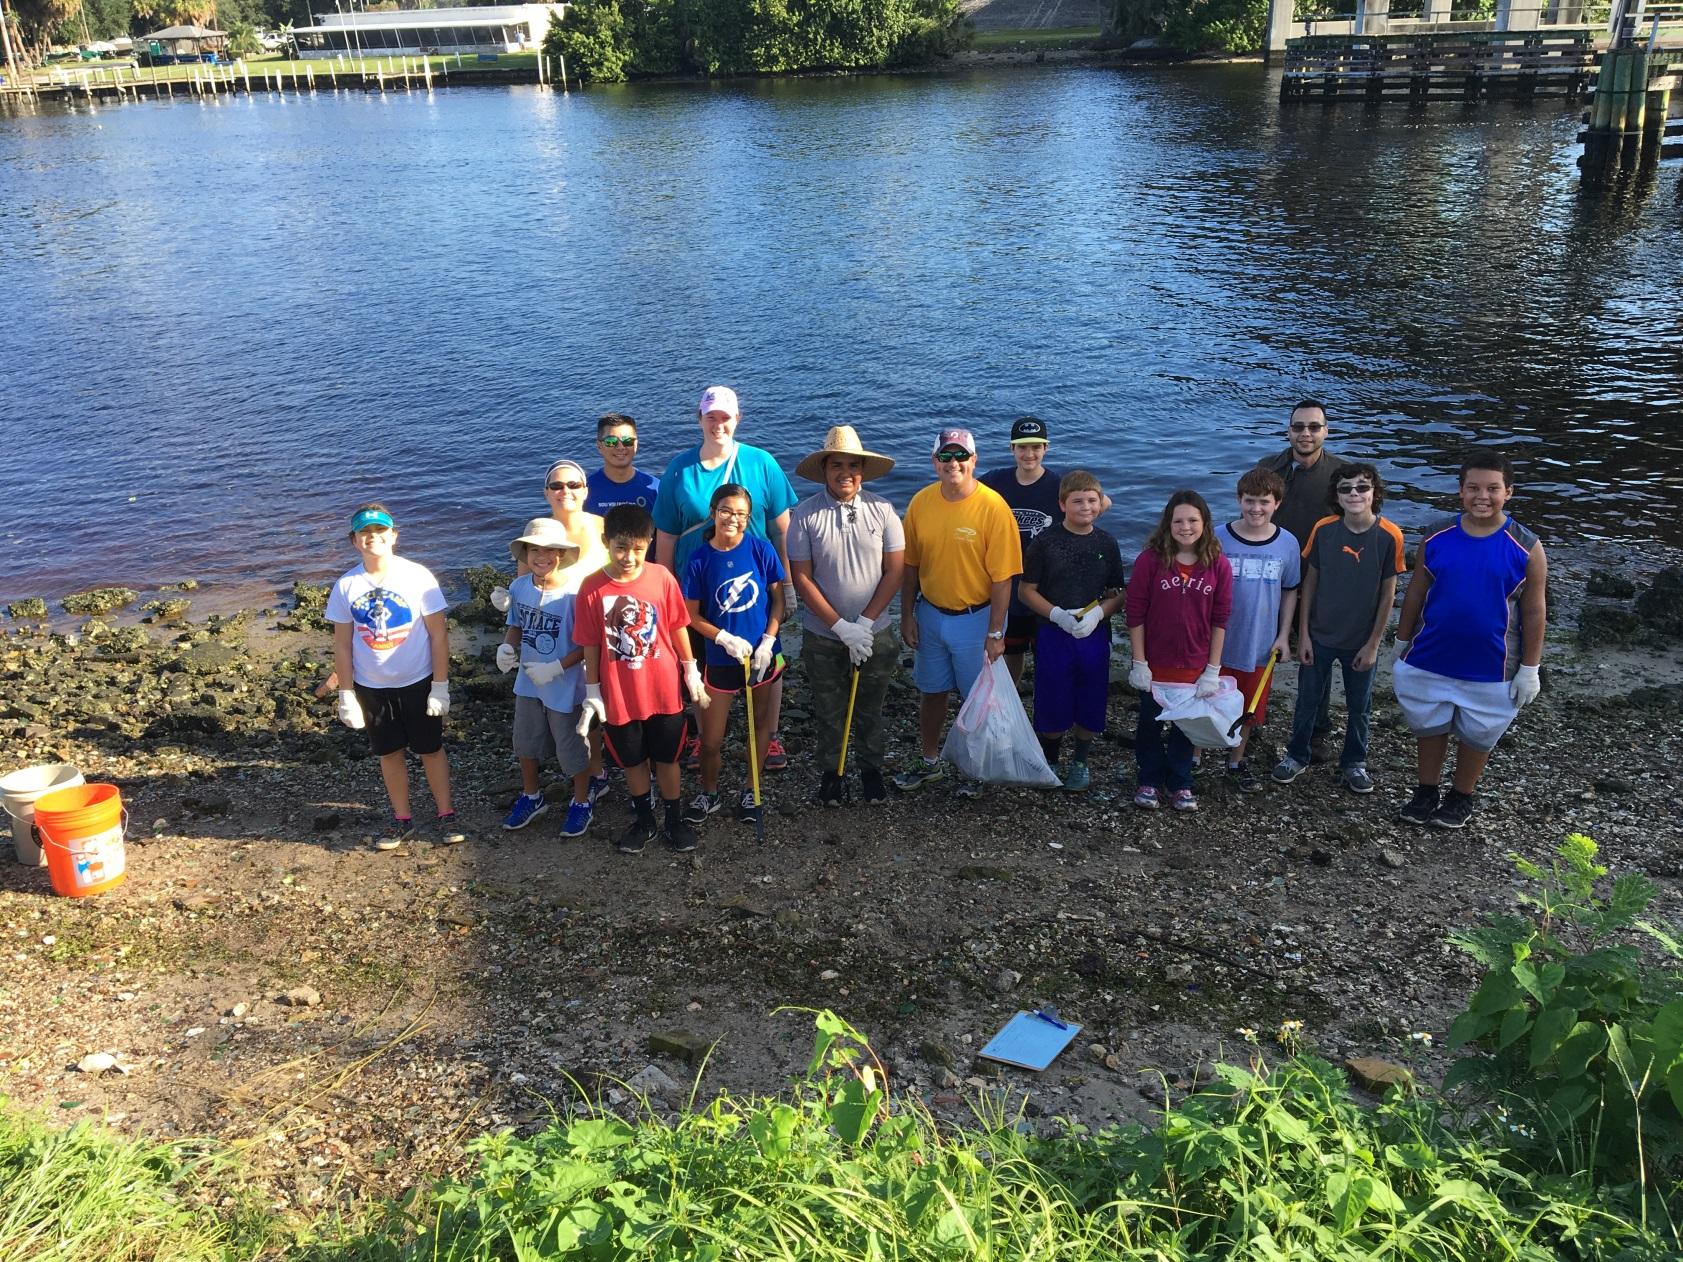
[653,443,797,577]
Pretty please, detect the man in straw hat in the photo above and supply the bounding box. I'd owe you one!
[788,426,905,807]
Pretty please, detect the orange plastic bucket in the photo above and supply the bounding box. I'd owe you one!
[34,783,127,898]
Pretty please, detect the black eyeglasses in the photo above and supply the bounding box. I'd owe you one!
[547,480,586,491]
[1336,483,1374,495]
[599,436,636,448]
[935,451,972,464]
[1290,421,1325,433]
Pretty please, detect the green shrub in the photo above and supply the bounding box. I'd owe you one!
[1446,834,1683,1195]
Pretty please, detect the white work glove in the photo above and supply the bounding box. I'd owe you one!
[336,689,365,730]
[576,683,606,736]
[1129,660,1152,692]
[684,660,711,709]
[522,659,565,687]
[848,617,877,666]
[1049,607,1080,636]
[831,617,872,661]
[714,630,753,662]
[495,643,519,674]
[1195,665,1222,699]
[490,586,511,613]
[752,634,776,680]
[1073,606,1105,639]
[426,681,451,717]
[782,582,798,615]
[1510,663,1541,708]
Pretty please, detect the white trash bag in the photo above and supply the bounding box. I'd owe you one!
[1151,678,1244,750]
[941,657,1062,787]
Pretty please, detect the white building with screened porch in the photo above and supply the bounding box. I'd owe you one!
[291,4,567,59]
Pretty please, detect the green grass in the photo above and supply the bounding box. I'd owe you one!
[971,26,1102,51]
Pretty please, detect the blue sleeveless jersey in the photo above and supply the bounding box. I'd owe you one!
[1401,515,1538,683]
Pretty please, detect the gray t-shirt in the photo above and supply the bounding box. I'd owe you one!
[787,487,905,640]
[1302,514,1407,653]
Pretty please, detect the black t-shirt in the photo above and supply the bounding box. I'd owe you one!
[981,467,1064,617]
[1021,522,1127,618]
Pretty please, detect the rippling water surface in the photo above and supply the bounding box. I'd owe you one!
[2,66,1680,605]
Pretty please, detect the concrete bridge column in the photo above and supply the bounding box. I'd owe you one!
[1357,0,1392,34]
[1496,0,1542,30]
[1265,0,1296,56]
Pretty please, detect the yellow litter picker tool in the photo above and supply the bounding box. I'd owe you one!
[739,652,764,843]
[837,666,861,780]
[1226,649,1281,739]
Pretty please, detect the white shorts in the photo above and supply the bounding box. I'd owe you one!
[1392,660,1518,752]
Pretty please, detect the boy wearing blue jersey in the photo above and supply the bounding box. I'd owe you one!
[680,483,787,830]
[1392,452,1548,830]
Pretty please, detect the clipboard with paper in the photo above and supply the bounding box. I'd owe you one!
[978,1008,1083,1071]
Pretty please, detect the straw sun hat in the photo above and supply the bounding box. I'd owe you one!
[509,517,582,564]
[795,426,896,483]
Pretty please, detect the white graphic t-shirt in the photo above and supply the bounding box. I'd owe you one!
[325,555,448,688]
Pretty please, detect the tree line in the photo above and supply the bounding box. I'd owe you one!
[541,0,970,83]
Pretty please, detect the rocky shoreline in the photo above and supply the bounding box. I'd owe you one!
[2,552,1682,1213]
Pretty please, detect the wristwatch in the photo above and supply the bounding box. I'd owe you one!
[986,629,1005,641]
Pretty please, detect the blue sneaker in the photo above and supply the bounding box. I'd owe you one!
[560,800,593,838]
[501,793,547,831]
[586,772,612,804]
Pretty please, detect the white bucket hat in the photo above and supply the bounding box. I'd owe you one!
[509,517,581,564]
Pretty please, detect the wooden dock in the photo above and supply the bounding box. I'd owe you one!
[1282,29,1600,100]
[0,58,552,104]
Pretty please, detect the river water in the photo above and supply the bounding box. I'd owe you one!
[2,65,1680,607]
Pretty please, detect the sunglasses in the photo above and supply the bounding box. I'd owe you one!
[547,480,586,492]
[599,436,636,448]
[1337,483,1374,495]
[1290,421,1325,433]
[935,450,973,463]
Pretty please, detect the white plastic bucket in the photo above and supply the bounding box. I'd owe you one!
[0,764,85,866]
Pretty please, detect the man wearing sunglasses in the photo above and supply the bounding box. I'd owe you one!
[1255,400,1351,553]
[894,428,1022,797]
[585,413,661,517]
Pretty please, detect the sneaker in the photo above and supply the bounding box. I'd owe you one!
[1226,762,1263,794]
[1063,762,1091,792]
[1170,788,1198,812]
[1133,786,1161,811]
[372,818,414,851]
[1397,784,1441,825]
[682,791,721,826]
[1342,764,1375,795]
[893,760,946,792]
[818,772,845,808]
[681,734,702,771]
[586,772,612,805]
[501,793,548,831]
[860,768,887,803]
[955,778,983,800]
[560,800,593,837]
[664,818,700,852]
[738,789,763,825]
[1429,789,1477,830]
[764,736,788,771]
[616,816,656,855]
[1271,756,1307,784]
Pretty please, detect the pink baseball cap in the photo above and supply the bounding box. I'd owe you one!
[932,428,976,455]
[698,385,739,417]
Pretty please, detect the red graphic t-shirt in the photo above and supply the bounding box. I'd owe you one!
[573,565,691,725]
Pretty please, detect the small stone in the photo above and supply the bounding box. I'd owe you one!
[963,1076,988,1089]
[1345,1056,1414,1093]
[1088,1043,1109,1063]
[226,1002,248,1019]
[819,969,840,980]
[277,987,321,1008]
[116,992,135,1002]
[686,1001,702,1012]
[1379,848,1406,869]
[992,968,1022,994]
[185,1027,206,1038]
[648,1029,711,1065]
[626,1064,684,1100]
[1164,963,1193,983]
[312,812,342,833]
[1103,1053,1124,1072]
[77,1052,119,1074]
[1310,847,1335,867]
[7,597,48,619]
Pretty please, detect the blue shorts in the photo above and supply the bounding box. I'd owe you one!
[912,600,989,698]
[1033,623,1110,735]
